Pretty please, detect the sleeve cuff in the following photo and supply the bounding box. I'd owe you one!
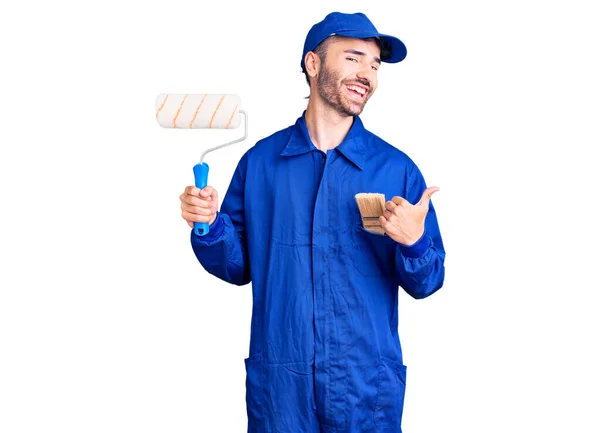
[398,231,431,258]
[191,211,225,244]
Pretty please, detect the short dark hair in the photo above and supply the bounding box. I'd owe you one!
[302,35,391,89]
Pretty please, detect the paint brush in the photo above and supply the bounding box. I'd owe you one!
[354,193,387,235]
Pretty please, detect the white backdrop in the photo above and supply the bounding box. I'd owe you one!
[1,0,599,432]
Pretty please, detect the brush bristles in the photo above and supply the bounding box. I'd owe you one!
[355,193,386,235]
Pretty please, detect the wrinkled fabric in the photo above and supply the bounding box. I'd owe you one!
[191,112,445,433]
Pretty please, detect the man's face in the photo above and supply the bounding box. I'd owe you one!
[316,37,381,116]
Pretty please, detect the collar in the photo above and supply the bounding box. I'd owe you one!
[280,111,367,170]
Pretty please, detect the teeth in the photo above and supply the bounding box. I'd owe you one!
[347,85,366,95]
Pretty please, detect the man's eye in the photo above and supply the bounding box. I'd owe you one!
[346,57,358,62]
[372,66,378,71]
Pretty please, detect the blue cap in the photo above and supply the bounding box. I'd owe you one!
[301,12,407,72]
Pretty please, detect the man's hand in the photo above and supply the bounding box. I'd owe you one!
[179,185,219,229]
[380,186,439,245]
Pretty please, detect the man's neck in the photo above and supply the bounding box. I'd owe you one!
[304,97,354,153]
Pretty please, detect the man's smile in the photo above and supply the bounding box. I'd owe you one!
[345,83,368,99]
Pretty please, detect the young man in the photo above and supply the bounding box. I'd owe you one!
[179,11,446,433]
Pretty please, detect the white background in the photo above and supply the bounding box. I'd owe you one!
[1,0,599,432]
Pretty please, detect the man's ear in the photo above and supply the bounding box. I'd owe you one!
[304,52,320,79]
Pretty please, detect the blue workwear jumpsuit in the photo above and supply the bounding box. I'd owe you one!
[191,112,446,433]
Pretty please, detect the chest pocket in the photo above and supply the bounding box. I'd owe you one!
[351,222,397,277]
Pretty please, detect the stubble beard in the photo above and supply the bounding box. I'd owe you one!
[316,64,369,117]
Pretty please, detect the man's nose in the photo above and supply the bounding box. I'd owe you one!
[356,66,375,85]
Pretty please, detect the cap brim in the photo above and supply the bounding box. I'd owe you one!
[333,30,407,63]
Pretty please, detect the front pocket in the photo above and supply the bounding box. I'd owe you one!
[352,223,397,277]
[374,356,407,429]
[244,352,265,425]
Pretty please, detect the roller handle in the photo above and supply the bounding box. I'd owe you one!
[193,162,210,236]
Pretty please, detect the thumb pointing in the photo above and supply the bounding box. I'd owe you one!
[418,186,439,206]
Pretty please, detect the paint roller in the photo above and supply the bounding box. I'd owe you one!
[155,93,248,236]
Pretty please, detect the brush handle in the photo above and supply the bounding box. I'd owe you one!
[193,162,210,236]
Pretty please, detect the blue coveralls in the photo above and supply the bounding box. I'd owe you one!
[191,112,446,433]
